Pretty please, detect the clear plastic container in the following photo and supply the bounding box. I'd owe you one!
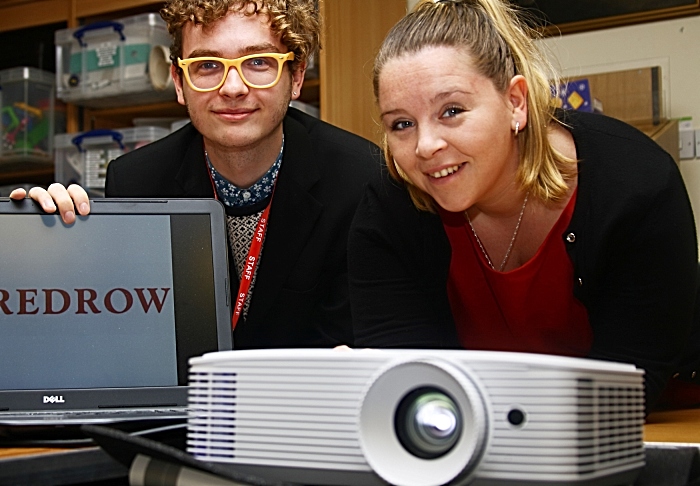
[54,13,176,107]
[0,67,65,164]
[54,126,170,195]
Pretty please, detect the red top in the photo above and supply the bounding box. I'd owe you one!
[439,190,592,357]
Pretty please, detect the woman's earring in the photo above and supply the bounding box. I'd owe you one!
[514,121,520,137]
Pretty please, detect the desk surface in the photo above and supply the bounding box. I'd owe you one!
[0,444,128,485]
[644,408,700,444]
[0,409,698,486]
[0,447,62,459]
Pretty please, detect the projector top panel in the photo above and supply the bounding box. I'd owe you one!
[189,348,642,377]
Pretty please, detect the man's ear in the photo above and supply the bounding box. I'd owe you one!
[508,74,528,130]
[291,62,306,100]
[172,64,186,106]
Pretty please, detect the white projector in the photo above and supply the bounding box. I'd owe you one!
[186,349,645,486]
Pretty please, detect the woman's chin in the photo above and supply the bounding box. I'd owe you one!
[432,198,468,214]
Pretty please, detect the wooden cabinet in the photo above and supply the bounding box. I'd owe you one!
[319,0,406,145]
[635,119,680,165]
[0,0,406,187]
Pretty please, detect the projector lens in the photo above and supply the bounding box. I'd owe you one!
[395,387,462,459]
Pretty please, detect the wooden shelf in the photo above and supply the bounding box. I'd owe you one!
[84,101,188,130]
[0,161,54,187]
[0,0,163,32]
[76,0,162,20]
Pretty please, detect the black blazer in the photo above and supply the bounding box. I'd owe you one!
[106,108,380,349]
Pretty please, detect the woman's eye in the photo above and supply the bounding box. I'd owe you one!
[442,106,465,118]
[391,120,413,131]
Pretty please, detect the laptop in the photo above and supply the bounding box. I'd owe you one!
[0,197,232,434]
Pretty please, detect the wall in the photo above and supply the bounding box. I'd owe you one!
[538,16,700,239]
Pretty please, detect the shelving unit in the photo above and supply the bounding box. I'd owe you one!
[0,0,406,187]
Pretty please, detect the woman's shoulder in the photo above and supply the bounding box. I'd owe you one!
[563,110,691,233]
[560,109,673,160]
[362,167,425,219]
[350,165,450,266]
[561,109,680,189]
[354,167,443,236]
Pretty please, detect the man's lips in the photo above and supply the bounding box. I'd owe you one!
[213,107,257,119]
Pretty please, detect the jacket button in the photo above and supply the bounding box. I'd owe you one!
[566,232,576,243]
[577,277,583,287]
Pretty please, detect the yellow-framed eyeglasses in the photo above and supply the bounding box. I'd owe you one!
[178,52,295,92]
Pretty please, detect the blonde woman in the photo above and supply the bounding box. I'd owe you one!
[348,0,698,411]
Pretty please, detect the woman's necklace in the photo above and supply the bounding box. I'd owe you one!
[465,191,529,272]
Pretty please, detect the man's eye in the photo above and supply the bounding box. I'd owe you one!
[191,60,222,74]
[245,57,275,70]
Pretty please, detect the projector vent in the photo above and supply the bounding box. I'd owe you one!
[187,358,383,471]
[188,370,238,461]
[474,367,645,482]
[578,380,645,472]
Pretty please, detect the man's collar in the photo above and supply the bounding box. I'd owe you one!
[206,136,284,208]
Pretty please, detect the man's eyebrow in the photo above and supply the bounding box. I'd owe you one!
[187,49,224,58]
[242,43,283,54]
[186,44,282,59]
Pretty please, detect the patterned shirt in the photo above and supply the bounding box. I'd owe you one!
[207,139,283,207]
[205,138,284,320]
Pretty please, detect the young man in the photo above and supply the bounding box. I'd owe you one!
[12,0,378,349]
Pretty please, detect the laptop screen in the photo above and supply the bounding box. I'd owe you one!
[0,198,232,412]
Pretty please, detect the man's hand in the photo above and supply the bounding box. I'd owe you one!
[9,183,91,224]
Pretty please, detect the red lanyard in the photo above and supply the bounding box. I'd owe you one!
[231,202,271,330]
[205,155,274,330]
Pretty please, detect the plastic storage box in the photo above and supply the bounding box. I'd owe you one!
[55,13,175,108]
[0,67,65,164]
[54,126,169,195]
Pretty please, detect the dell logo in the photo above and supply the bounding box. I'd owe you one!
[43,395,65,404]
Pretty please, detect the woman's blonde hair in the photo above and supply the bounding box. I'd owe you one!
[161,0,320,74]
[373,0,575,211]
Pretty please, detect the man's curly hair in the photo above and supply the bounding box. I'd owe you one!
[161,0,320,73]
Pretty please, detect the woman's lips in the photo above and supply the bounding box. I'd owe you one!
[429,163,465,179]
